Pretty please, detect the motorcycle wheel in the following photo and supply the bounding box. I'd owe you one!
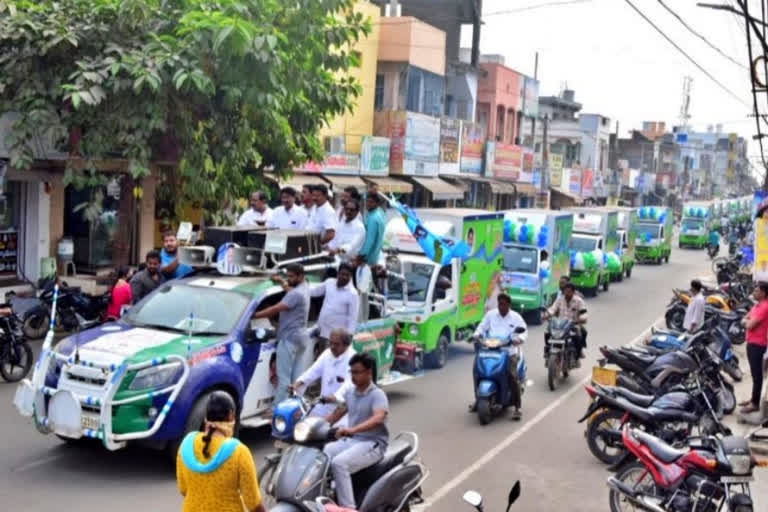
[0,341,33,382]
[718,381,736,415]
[23,312,49,340]
[259,456,279,508]
[609,462,658,512]
[587,409,627,465]
[725,358,743,382]
[547,353,560,391]
[477,397,493,425]
[665,306,685,331]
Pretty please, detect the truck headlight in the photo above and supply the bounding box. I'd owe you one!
[129,363,182,391]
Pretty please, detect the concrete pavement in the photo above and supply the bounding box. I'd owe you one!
[0,247,765,511]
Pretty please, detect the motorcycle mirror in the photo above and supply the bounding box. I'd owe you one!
[506,481,521,511]
[462,490,483,509]
[578,309,587,315]
[514,326,526,334]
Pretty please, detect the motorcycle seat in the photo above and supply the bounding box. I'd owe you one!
[351,438,412,504]
[632,428,688,463]
[619,349,656,366]
[652,327,684,338]
[612,387,655,408]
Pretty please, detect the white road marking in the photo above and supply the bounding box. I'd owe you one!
[422,313,665,508]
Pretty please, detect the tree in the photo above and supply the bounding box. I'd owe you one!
[0,0,369,219]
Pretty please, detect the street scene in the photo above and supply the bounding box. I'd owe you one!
[2,1,768,512]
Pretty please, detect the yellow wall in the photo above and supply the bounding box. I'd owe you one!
[321,1,381,155]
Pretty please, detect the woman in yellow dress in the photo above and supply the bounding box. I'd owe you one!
[176,391,266,512]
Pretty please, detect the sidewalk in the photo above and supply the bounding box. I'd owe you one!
[725,342,768,456]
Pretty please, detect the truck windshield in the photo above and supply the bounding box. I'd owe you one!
[636,224,661,238]
[503,246,539,273]
[124,284,250,335]
[682,218,704,231]
[569,236,597,252]
[387,262,434,303]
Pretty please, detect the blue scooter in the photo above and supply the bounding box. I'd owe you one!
[471,327,528,425]
[648,310,742,382]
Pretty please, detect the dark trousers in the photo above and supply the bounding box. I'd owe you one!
[747,343,767,407]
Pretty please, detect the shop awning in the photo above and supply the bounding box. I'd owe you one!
[515,183,538,196]
[410,177,465,200]
[363,176,413,194]
[458,176,515,195]
[321,174,368,192]
[550,187,582,204]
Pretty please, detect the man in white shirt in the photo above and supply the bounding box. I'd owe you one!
[470,293,528,419]
[309,184,338,245]
[237,191,273,226]
[268,187,309,230]
[329,199,366,262]
[293,328,355,423]
[298,184,316,220]
[310,263,359,344]
[683,279,706,333]
[336,186,362,221]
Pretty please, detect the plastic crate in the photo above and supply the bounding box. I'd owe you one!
[592,366,618,386]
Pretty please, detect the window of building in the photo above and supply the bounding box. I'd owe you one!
[456,100,469,120]
[374,73,384,110]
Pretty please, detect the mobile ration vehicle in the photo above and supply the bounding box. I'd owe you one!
[679,201,712,249]
[381,209,504,368]
[634,206,673,264]
[14,226,419,456]
[566,208,619,297]
[500,209,573,324]
[582,206,636,281]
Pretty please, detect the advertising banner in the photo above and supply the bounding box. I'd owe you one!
[460,122,485,174]
[439,118,462,175]
[360,136,391,176]
[294,153,361,175]
[520,150,534,183]
[756,217,768,281]
[581,168,594,197]
[522,77,539,118]
[550,154,563,187]
[403,112,440,176]
[488,143,523,180]
[374,111,406,174]
[568,167,582,196]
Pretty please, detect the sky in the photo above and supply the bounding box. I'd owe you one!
[460,0,762,162]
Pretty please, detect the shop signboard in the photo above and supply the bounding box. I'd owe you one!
[403,111,440,176]
[520,150,534,183]
[460,122,485,175]
[488,142,523,180]
[439,118,462,175]
[550,154,563,187]
[294,153,361,175]
[581,168,594,197]
[568,167,582,196]
[360,136,390,176]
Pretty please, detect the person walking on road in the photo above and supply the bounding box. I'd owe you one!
[324,353,389,509]
[683,279,706,333]
[741,281,768,414]
[130,251,166,303]
[252,263,310,405]
[293,327,356,424]
[176,391,266,512]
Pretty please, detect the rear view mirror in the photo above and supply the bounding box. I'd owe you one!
[578,309,587,315]
[462,490,483,508]
[506,481,521,510]
[514,326,526,334]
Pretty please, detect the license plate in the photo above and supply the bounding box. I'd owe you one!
[81,414,99,430]
[720,476,754,483]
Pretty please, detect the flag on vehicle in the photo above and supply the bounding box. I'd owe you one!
[384,196,471,265]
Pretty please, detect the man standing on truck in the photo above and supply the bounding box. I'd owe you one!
[324,353,389,509]
[357,193,385,268]
[546,282,588,361]
[293,327,356,423]
[329,200,366,262]
[160,231,193,280]
[252,263,311,405]
[470,293,528,420]
[310,263,359,350]
[268,187,309,230]
[309,184,338,245]
[237,191,273,226]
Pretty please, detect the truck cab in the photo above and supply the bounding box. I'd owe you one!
[680,202,711,249]
[567,210,618,297]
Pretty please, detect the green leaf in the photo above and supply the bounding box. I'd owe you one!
[71,92,81,109]
[213,25,234,53]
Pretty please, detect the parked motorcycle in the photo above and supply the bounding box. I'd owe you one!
[607,425,757,512]
[22,279,109,339]
[578,373,728,465]
[0,312,33,382]
[707,242,719,259]
[543,309,586,391]
[471,327,528,425]
[462,481,520,511]
[267,415,427,512]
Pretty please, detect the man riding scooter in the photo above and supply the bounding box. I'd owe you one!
[469,294,528,420]
[707,228,720,258]
[543,283,588,365]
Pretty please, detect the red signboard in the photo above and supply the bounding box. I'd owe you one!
[491,143,523,180]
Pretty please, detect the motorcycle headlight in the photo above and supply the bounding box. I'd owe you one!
[727,454,753,475]
[294,417,321,443]
[274,416,287,434]
[128,363,182,391]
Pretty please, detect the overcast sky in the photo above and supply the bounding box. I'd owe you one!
[460,0,761,159]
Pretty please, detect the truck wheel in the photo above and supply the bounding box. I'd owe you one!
[602,277,610,292]
[424,333,449,369]
[587,286,598,298]
[616,269,624,282]
[625,266,632,279]
[664,253,670,263]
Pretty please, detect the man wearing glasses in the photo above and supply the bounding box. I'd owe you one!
[328,199,366,262]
